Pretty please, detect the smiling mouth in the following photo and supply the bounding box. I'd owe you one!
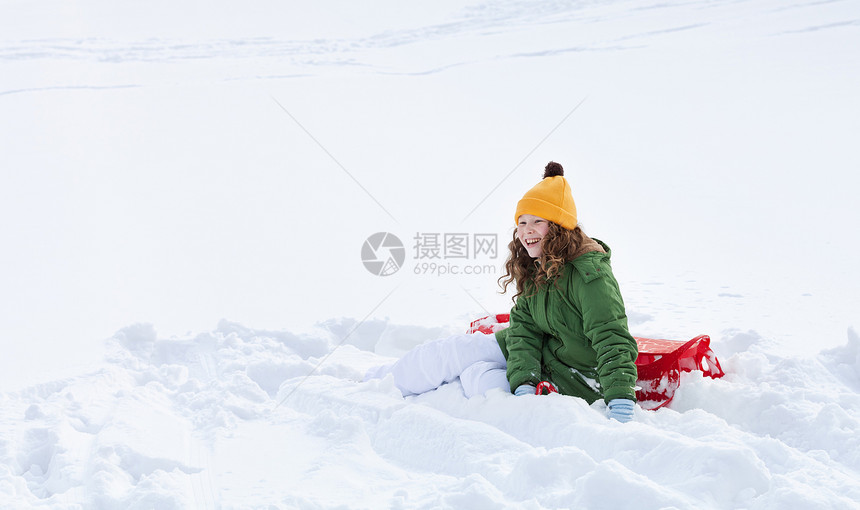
[525,238,541,246]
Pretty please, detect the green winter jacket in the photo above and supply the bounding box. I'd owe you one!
[495,240,638,404]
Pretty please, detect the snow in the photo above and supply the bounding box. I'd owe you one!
[3,321,859,508]
[2,0,860,508]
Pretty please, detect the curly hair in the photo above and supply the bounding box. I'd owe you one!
[497,221,589,301]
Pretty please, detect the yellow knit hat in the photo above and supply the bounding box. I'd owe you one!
[514,162,578,230]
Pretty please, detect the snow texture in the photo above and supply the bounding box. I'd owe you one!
[2,321,859,508]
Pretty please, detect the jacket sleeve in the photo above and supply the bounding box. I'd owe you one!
[572,267,639,403]
[504,295,546,391]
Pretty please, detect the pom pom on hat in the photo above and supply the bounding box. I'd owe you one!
[543,161,564,178]
[514,161,578,230]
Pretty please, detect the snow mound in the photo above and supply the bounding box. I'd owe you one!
[1,320,859,509]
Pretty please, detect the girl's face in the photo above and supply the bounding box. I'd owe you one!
[516,214,550,258]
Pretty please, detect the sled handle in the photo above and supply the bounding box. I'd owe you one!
[535,381,558,395]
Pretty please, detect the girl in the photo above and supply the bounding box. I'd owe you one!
[365,162,639,422]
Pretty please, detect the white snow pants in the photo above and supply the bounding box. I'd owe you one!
[364,332,510,397]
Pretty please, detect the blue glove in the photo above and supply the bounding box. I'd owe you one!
[607,399,635,423]
[514,384,536,396]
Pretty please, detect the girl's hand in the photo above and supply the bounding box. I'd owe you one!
[607,399,635,422]
[514,384,536,396]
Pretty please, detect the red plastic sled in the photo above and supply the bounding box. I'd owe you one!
[467,314,725,410]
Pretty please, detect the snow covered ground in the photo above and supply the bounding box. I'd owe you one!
[2,0,859,508]
[3,321,859,508]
